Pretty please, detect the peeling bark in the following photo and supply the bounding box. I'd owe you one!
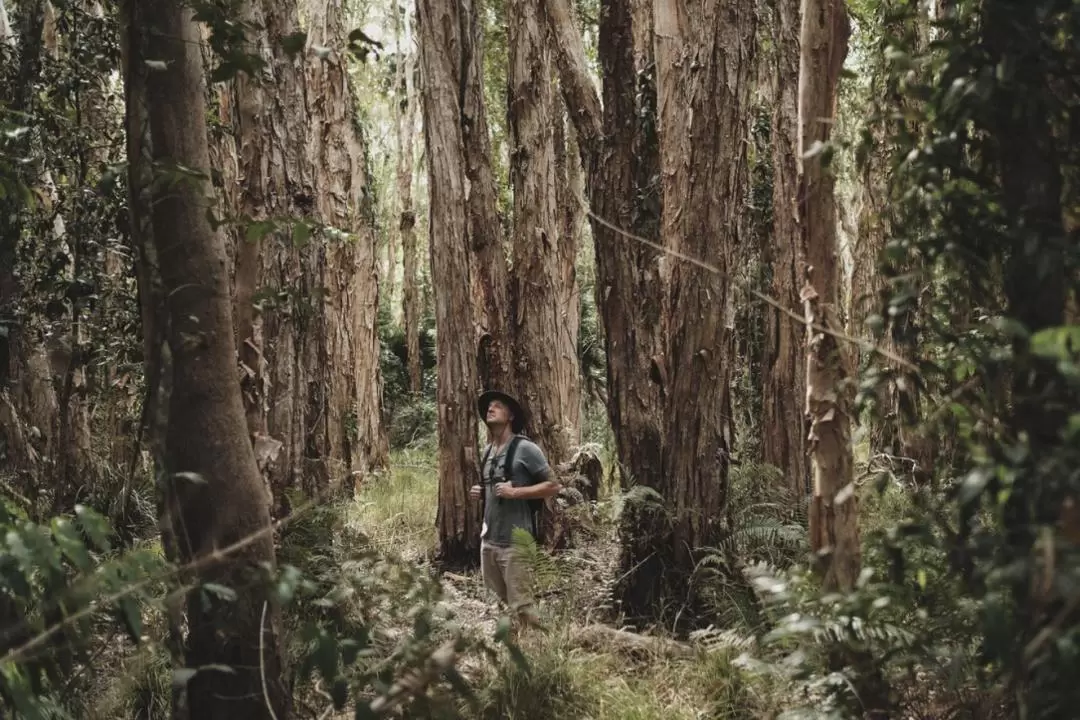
[544,0,666,619]
[508,0,578,463]
[396,1,422,393]
[653,0,753,613]
[800,0,860,592]
[764,0,809,497]
[460,0,514,396]
[418,0,483,566]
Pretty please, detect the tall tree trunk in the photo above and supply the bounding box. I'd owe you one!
[396,1,422,394]
[652,0,752,619]
[304,0,389,488]
[126,1,288,716]
[508,0,577,462]
[764,0,809,497]
[553,96,583,443]
[800,0,859,592]
[230,0,316,501]
[544,0,666,619]
[460,0,514,396]
[418,0,483,566]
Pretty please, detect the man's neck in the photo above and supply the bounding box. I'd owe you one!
[488,425,514,447]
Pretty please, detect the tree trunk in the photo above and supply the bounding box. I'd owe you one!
[396,1,422,394]
[763,0,809,497]
[553,95,583,443]
[418,0,483,567]
[126,1,289,716]
[800,0,859,593]
[460,0,514,396]
[508,0,577,463]
[652,0,752,618]
[544,0,666,619]
[225,0,388,507]
[230,0,316,505]
[303,0,389,488]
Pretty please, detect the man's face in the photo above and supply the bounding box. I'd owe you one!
[486,399,513,428]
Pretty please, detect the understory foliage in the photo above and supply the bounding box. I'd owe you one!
[729,1,1080,717]
[1,0,1079,717]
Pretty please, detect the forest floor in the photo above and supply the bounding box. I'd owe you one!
[78,447,992,719]
[338,448,784,720]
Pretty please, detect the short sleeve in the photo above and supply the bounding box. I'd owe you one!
[515,440,551,484]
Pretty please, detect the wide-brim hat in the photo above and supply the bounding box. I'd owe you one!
[477,390,526,433]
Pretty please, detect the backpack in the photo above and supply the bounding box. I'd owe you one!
[480,434,543,538]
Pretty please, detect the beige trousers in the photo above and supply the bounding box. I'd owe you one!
[480,543,535,613]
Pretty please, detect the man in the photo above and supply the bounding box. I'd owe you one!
[469,390,560,629]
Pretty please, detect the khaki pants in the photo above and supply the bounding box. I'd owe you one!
[480,543,535,614]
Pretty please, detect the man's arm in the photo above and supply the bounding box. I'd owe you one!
[510,467,561,499]
[495,440,562,499]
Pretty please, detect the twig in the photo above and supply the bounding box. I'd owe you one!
[576,192,918,373]
[260,601,279,720]
[0,498,316,667]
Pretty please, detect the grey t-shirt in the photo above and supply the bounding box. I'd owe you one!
[480,435,551,547]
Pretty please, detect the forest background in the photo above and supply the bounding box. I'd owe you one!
[0,0,1078,718]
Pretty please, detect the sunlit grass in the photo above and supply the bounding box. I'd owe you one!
[348,448,439,558]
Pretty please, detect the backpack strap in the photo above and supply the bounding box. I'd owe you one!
[502,435,523,481]
[502,435,543,539]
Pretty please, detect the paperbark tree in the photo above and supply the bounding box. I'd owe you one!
[220,0,388,510]
[418,0,483,566]
[460,0,514,396]
[764,0,809,497]
[303,0,389,487]
[651,0,752,617]
[800,0,859,592]
[396,0,422,393]
[508,0,578,463]
[545,0,666,619]
[124,1,288,715]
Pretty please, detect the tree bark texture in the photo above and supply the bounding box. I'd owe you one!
[508,0,578,463]
[764,0,809,497]
[220,0,388,510]
[459,0,514,396]
[652,0,752,612]
[129,2,289,715]
[553,95,583,443]
[800,0,860,593]
[418,0,483,566]
[304,0,389,487]
[396,0,423,393]
[545,0,667,620]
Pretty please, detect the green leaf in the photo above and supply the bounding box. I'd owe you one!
[245,219,277,243]
[172,668,197,688]
[52,518,92,571]
[117,596,143,642]
[292,220,312,247]
[282,31,307,56]
[1031,325,1080,360]
[314,632,340,685]
[203,582,238,602]
[275,564,303,606]
[210,62,239,84]
[75,504,113,552]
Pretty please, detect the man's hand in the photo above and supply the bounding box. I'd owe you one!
[469,484,482,500]
[494,482,518,499]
